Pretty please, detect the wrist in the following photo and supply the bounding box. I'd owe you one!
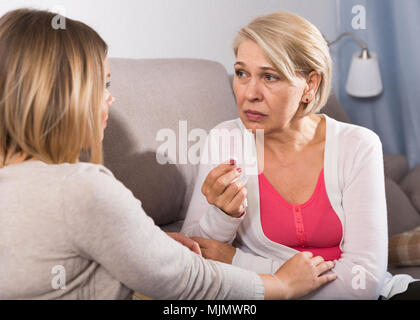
[258,274,289,300]
[225,210,246,219]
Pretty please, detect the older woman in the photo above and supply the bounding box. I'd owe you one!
[182,11,418,299]
[0,9,338,300]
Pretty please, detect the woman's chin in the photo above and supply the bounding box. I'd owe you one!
[240,116,267,134]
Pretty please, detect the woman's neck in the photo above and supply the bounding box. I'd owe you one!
[264,115,323,154]
[4,153,39,166]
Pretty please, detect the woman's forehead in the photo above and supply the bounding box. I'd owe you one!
[236,40,274,69]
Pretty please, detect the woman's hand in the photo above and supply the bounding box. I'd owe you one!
[201,159,247,218]
[192,237,236,264]
[166,232,202,256]
[189,237,336,299]
[260,251,337,300]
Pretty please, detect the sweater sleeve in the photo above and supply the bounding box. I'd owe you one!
[61,165,264,300]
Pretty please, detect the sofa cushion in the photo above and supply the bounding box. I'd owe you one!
[103,58,238,226]
[320,93,351,123]
[160,220,184,233]
[385,177,420,236]
[383,154,410,183]
[389,226,420,267]
[401,165,420,213]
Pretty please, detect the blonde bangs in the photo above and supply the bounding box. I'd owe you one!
[234,27,297,85]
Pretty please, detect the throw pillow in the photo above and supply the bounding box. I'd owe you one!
[389,226,420,266]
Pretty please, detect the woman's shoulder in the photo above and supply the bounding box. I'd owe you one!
[323,114,382,148]
[63,162,115,180]
[2,160,131,208]
[1,160,114,182]
[60,162,141,217]
[59,162,131,200]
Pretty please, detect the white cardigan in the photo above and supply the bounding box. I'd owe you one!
[182,114,416,299]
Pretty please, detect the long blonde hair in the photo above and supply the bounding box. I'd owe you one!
[234,11,332,115]
[0,9,108,167]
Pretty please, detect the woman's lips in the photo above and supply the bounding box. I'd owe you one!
[245,110,267,121]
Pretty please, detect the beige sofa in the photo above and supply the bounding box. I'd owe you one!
[104,58,420,279]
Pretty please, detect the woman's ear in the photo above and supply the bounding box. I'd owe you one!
[301,71,322,104]
[306,71,322,95]
[301,71,321,103]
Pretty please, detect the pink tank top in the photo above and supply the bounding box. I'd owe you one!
[259,169,343,261]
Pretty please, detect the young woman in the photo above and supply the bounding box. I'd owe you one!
[182,11,419,300]
[0,9,336,300]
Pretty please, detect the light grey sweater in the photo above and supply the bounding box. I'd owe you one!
[0,161,264,300]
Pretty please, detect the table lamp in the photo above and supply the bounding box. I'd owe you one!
[328,32,383,98]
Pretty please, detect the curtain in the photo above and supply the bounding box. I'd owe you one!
[335,0,420,168]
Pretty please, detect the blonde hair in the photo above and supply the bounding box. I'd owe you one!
[0,9,108,167]
[233,11,332,115]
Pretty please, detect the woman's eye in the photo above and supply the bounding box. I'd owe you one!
[264,74,279,82]
[235,70,246,78]
[106,81,111,89]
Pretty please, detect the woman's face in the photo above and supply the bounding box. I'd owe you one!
[102,57,115,139]
[233,40,309,135]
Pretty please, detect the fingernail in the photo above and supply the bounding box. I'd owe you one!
[236,168,242,173]
[230,159,236,166]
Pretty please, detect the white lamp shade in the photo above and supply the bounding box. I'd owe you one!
[346,52,383,97]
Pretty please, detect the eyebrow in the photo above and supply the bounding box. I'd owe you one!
[234,61,278,73]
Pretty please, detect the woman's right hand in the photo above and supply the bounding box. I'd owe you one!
[260,251,337,300]
[201,159,246,218]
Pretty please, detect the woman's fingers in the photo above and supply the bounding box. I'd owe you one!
[300,251,314,259]
[208,167,242,199]
[221,178,244,200]
[201,159,248,217]
[315,260,335,276]
[310,255,325,267]
[202,160,236,194]
[223,184,247,216]
[191,241,202,256]
[167,232,202,256]
[310,255,335,277]
[191,237,236,264]
[191,237,212,249]
[191,237,216,259]
[316,273,338,286]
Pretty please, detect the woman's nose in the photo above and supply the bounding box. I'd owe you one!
[245,78,263,102]
[105,89,115,107]
[108,93,115,107]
